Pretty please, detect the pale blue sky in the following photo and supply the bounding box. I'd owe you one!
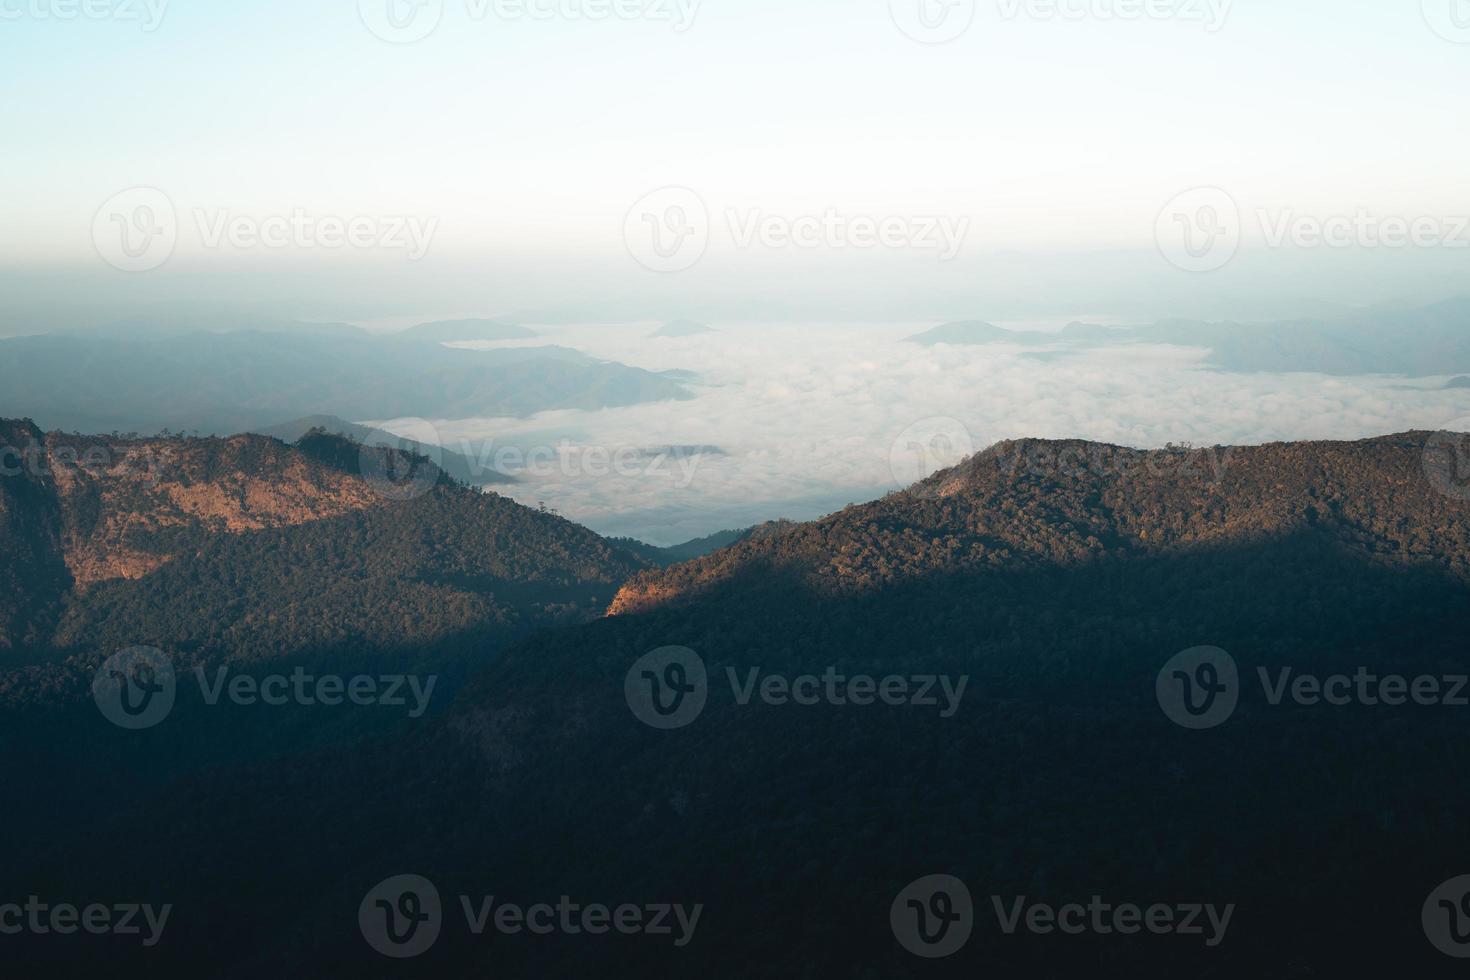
[1,0,1466,322]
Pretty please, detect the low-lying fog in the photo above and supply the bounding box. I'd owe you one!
[373,321,1470,545]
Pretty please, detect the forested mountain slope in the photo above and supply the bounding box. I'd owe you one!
[6,430,1470,978]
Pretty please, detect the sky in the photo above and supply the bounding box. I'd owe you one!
[2,0,1468,326]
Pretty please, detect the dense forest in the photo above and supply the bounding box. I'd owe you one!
[3,425,1470,976]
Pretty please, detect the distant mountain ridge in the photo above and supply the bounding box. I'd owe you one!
[0,324,691,435]
[907,297,1470,376]
[248,415,516,486]
[610,520,796,566]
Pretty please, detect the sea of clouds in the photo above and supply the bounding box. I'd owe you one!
[380,321,1469,545]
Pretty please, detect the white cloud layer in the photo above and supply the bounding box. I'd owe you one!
[389,323,1470,545]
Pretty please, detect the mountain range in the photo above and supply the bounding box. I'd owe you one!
[4,422,1470,976]
[908,297,1470,376]
[0,320,689,435]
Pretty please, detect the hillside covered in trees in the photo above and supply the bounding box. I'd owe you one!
[4,427,1470,977]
